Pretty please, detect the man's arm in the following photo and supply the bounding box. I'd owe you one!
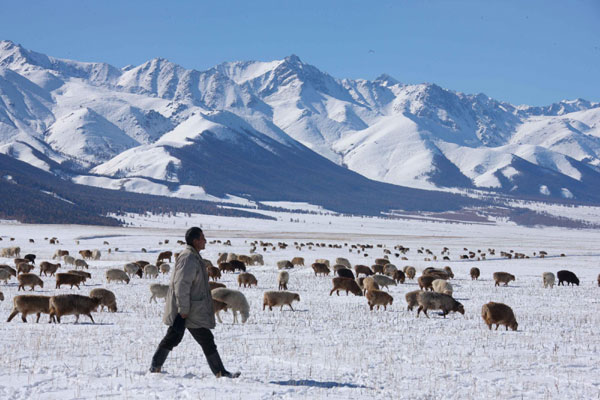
[174,254,196,318]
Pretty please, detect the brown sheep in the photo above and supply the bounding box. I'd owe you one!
[55,273,86,289]
[237,272,258,288]
[40,261,61,277]
[366,290,393,311]
[209,281,226,291]
[156,251,173,264]
[18,273,44,291]
[404,266,416,280]
[49,294,101,323]
[392,270,406,284]
[0,264,16,277]
[418,275,436,291]
[17,262,35,275]
[423,268,449,280]
[405,290,423,311]
[443,266,454,279]
[372,264,384,274]
[470,267,480,280]
[79,250,93,260]
[481,302,518,331]
[354,264,373,277]
[329,277,363,296]
[312,263,330,276]
[7,295,52,323]
[89,288,118,312]
[374,258,388,266]
[291,257,305,266]
[263,291,300,311]
[493,272,515,287]
[67,270,91,282]
[218,262,235,274]
[208,266,222,281]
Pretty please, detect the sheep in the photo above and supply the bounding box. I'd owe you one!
[291,257,305,266]
[432,279,453,296]
[237,272,258,288]
[144,264,159,279]
[371,274,397,290]
[124,263,141,278]
[330,277,363,296]
[89,288,117,312]
[1,246,20,257]
[18,273,44,291]
[416,291,464,318]
[7,295,51,323]
[91,249,101,260]
[156,263,170,275]
[17,262,35,274]
[470,267,480,280]
[383,264,398,277]
[0,291,3,301]
[366,289,393,311]
[135,260,150,268]
[335,257,351,269]
[52,249,68,260]
[423,268,449,280]
[106,269,130,284]
[354,265,373,277]
[213,299,229,323]
[75,259,89,270]
[55,273,86,289]
[208,266,222,281]
[230,260,246,272]
[374,258,388,266]
[39,261,61,277]
[211,288,250,323]
[277,260,293,270]
[250,254,264,266]
[156,251,172,264]
[598,273,600,287]
[24,254,36,264]
[392,270,406,284]
[493,272,516,287]
[263,291,300,311]
[443,266,454,279]
[209,281,226,291]
[372,264,384,274]
[557,270,579,286]
[237,255,252,265]
[278,270,289,290]
[405,290,423,311]
[542,272,556,288]
[0,269,12,284]
[217,253,228,264]
[149,284,169,303]
[314,258,330,268]
[362,276,380,294]
[312,263,330,276]
[336,267,355,279]
[79,250,93,259]
[404,266,416,280]
[481,302,518,331]
[67,270,91,282]
[0,264,16,277]
[63,255,75,266]
[49,294,101,323]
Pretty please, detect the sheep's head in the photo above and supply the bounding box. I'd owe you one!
[510,321,518,331]
[293,294,300,302]
[455,302,465,315]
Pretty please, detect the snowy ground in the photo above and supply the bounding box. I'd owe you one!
[1,213,600,399]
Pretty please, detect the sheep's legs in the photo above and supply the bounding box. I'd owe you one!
[288,304,295,311]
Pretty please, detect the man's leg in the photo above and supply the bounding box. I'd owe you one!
[188,327,240,378]
[150,314,186,372]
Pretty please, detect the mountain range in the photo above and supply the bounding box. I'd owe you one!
[1,39,600,220]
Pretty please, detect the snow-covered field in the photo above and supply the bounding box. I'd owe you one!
[1,213,600,399]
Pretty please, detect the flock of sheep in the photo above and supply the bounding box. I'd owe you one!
[0,236,598,333]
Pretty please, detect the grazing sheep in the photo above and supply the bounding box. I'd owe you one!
[24,254,36,264]
[249,254,263,266]
[374,258,388,266]
[209,282,226,291]
[49,294,101,324]
[156,251,172,264]
[67,270,91,282]
[405,290,423,311]
[278,271,289,290]
[106,269,130,284]
[17,262,35,274]
[291,257,305,266]
[225,253,238,263]
[443,266,454,279]
[55,273,86,289]
[63,255,75,266]
[218,262,235,274]
[372,264,384,274]
[423,268,449,280]
[89,288,117,312]
[237,272,258,288]
[208,266,222,281]
[1,246,20,257]
[330,277,363,296]
[392,270,406,284]
[416,291,464,318]
[124,263,141,278]
[542,272,556,288]
[0,269,11,283]
[75,259,89,270]
[237,255,252,265]
[217,253,228,264]
[366,289,393,311]
[312,263,330,276]
[335,257,351,269]
[52,249,68,259]
[354,265,373,277]
[144,264,159,279]
[263,291,300,311]
[135,260,150,268]
[336,268,355,279]
[7,295,51,323]
[213,299,229,323]
[432,279,453,296]
[0,264,16,277]
[211,288,250,323]
[493,272,516,287]
[470,267,480,280]
[0,291,3,301]
[371,274,397,290]
[383,264,398,277]
[277,260,293,270]
[481,302,518,331]
[40,261,61,277]
[314,258,330,268]
[159,263,170,274]
[149,284,169,303]
[18,273,44,291]
[79,250,92,259]
[362,276,380,294]
[91,249,101,260]
[404,266,416,280]
[557,270,579,286]
[598,273,600,287]
[230,260,246,272]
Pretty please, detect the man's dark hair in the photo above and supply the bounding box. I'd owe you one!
[185,227,204,246]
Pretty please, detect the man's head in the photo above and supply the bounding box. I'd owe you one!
[185,227,206,251]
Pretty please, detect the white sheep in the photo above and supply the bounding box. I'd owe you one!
[144,264,159,279]
[211,288,250,324]
[263,291,300,311]
[63,255,75,266]
[277,271,289,290]
[432,279,453,296]
[335,257,351,269]
[106,269,130,284]
[315,258,330,268]
[542,272,555,288]
[277,260,293,270]
[123,263,140,278]
[226,253,238,262]
[159,263,170,274]
[0,269,12,284]
[75,259,88,269]
[91,249,101,260]
[149,284,169,303]
[383,264,398,277]
[371,274,397,290]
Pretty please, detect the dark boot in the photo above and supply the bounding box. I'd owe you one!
[206,352,240,378]
[150,347,170,373]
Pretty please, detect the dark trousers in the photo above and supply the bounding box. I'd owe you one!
[159,314,217,356]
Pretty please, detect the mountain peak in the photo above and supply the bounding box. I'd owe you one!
[284,54,303,64]
[374,73,400,86]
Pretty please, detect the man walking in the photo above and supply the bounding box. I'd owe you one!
[150,227,240,378]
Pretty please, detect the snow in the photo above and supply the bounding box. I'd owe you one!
[1,214,600,398]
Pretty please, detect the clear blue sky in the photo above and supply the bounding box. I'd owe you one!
[1,0,598,106]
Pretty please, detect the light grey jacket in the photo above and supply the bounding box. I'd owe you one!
[163,245,215,329]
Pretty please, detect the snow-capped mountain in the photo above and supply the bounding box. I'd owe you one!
[1,39,599,211]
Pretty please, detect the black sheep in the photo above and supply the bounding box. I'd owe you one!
[557,270,579,286]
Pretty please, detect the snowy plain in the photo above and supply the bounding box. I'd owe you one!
[1,211,600,399]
